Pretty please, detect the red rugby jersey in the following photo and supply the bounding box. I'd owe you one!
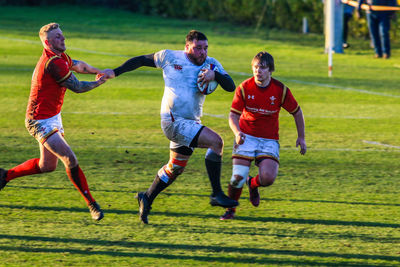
[26,49,72,120]
[231,77,299,140]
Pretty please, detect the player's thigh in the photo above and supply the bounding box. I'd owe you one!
[196,127,223,151]
[39,142,59,171]
[233,158,251,167]
[43,132,77,167]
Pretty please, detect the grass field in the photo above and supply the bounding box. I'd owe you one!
[0,5,400,267]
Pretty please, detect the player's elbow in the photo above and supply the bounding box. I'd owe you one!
[221,79,235,92]
[224,83,236,92]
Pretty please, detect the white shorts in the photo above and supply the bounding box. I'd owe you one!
[232,133,280,164]
[25,113,64,144]
[161,116,203,150]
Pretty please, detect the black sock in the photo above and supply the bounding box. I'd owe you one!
[145,175,170,205]
[205,149,222,196]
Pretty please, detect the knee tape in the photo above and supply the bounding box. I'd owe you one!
[230,164,249,188]
[158,158,188,183]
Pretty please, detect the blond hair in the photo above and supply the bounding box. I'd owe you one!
[39,23,59,43]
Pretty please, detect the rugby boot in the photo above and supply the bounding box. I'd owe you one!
[247,176,260,207]
[0,168,8,191]
[135,191,151,224]
[210,191,239,208]
[220,209,235,220]
[88,201,104,221]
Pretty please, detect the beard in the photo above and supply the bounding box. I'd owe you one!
[187,53,206,66]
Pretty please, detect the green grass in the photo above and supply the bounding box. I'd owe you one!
[0,5,400,267]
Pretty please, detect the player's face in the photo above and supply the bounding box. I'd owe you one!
[47,28,66,54]
[252,60,272,86]
[185,39,208,66]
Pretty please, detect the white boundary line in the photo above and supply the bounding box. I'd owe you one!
[229,71,400,98]
[63,111,377,120]
[0,36,130,57]
[363,140,400,150]
[2,36,400,99]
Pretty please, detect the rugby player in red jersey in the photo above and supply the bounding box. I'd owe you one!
[220,51,307,220]
[0,23,107,221]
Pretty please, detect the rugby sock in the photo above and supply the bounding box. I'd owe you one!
[66,165,95,205]
[146,175,170,205]
[227,184,242,212]
[250,175,261,189]
[5,158,42,181]
[205,149,222,196]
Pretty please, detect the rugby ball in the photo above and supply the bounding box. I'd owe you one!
[197,64,218,95]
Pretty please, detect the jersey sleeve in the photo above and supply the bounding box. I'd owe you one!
[281,86,299,114]
[209,57,227,75]
[154,49,169,69]
[46,56,72,84]
[231,83,245,115]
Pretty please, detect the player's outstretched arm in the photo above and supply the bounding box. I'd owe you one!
[61,73,106,93]
[113,54,156,77]
[292,107,306,155]
[71,60,101,74]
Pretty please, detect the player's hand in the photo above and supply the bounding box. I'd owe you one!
[235,132,246,146]
[98,69,115,80]
[199,69,215,87]
[96,74,107,85]
[296,137,306,155]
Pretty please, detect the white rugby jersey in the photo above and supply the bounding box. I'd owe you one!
[154,49,227,121]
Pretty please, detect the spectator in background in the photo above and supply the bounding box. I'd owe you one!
[357,0,398,59]
[343,3,355,48]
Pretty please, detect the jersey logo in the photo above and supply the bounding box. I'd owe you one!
[270,96,276,105]
[248,95,255,100]
[174,64,182,70]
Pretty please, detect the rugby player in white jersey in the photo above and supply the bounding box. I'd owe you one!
[101,30,238,224]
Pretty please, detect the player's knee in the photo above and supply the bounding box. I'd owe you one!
[230,165,249,188]
[210,136,223,155]
[158,158,188,184]
[62,156,78,170]
[39,162,57,173]
[171,165,185,177]
[259,171,276,186]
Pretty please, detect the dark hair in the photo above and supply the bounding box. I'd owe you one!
[186,30,207,43]
[252,51,275,72]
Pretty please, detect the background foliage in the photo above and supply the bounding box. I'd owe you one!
[2,0,399,38]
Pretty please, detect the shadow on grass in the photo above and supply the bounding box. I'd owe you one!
[0,203,399,229]
[0,234,398,266]
[6,185,400,207]
[153,222,400,244]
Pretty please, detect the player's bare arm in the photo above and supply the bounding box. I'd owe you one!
[71,60,101,74]
[292,107,306,155]
[61,73,106,93]
[229,111,245,145]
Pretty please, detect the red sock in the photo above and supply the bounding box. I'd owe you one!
[66,165,95,205]
[6,158,42,181]
[228,184,243,212]
[250,175,261,189]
